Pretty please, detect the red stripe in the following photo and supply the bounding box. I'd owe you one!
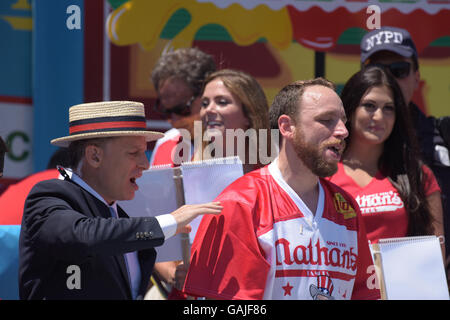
[0,96,32,104]
[69,121,146,134]
[275,269,354,281]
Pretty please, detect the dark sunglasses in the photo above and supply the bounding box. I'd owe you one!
[154,96,196,117]
[370,61,412,79]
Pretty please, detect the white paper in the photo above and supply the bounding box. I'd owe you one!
[376,236,449,300]
[181,157,244,243]
[118,158,244,262]
[119,165,183,262]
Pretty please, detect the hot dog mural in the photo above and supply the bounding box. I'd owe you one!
[0,0,449,182]
[103,0,450,119]
[0,0,449,300]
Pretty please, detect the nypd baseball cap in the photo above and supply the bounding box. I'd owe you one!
[361,26,418,63]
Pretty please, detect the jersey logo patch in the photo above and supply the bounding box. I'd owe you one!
[333,193,356,219]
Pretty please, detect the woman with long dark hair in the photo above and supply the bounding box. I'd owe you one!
[328,66,445,259]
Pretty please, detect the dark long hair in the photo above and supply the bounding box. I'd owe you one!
[340,66,433,236]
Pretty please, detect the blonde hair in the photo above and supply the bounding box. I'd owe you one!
[209,69,269,132]
[194,69,272,168]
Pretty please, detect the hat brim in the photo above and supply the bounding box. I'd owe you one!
[50,130,164,147]
[361,45,415,63]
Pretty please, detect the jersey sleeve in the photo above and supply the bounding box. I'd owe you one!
[422,164,441,197]
[150,138,178,167]
[351,202,381,300]
[183,194,271,300]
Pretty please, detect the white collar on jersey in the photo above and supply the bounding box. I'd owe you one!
[268,157,324,222]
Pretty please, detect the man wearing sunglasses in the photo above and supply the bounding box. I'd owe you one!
[150,48,216,167]
[148,48,216,299]
[361,26,450,279]
[361,26,421,107]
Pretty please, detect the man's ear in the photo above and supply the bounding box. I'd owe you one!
[278,115,295,140]
[84,144,103,168]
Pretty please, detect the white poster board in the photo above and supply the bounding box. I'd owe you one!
[119,165,182,262]
[119,157,243,262]
[181,156,244,243]
[370,236,449,300]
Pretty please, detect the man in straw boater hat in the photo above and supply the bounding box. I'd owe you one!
[18,101,222,300]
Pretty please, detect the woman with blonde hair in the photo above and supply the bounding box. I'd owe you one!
[195,69,275,173]
[154,69,275,299]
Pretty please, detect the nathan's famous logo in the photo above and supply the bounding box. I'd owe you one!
[333,193,356,219]
[355,191,404,214]
[275,238,357,271]
[309,270,335,300]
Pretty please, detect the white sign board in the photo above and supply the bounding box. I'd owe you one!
[119,157,243,262]
[371,236,449,300]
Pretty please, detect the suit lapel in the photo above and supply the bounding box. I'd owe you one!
[137,249,156,298]
[62,174,134,299]
[118,205,154,299]
[115,254,133,299]
[79,189,133,299]
[113,206,133,298]
[116,205,129,218]
[115,206,136,298]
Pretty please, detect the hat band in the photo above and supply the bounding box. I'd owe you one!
[69,116,147,135]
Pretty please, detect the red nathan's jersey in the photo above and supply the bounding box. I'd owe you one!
[150,128,181,167]
[150,128,194,167]
[328,162,441,242]
[184,161,380,300]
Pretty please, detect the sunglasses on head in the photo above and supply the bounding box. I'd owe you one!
[154,96,196,117]
[370,61,412,79]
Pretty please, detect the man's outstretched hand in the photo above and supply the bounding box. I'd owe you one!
[171,202,223,234]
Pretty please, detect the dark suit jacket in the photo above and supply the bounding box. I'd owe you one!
[19,178,165,300]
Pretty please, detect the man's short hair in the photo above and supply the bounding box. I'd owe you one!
[67,137,112,170]
[269,78,335,130]
[47,148,71,169]
[151,47,216,97]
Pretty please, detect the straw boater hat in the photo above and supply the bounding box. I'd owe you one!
[51,101,164,147]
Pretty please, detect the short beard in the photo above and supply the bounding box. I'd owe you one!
[292,128,338,178]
